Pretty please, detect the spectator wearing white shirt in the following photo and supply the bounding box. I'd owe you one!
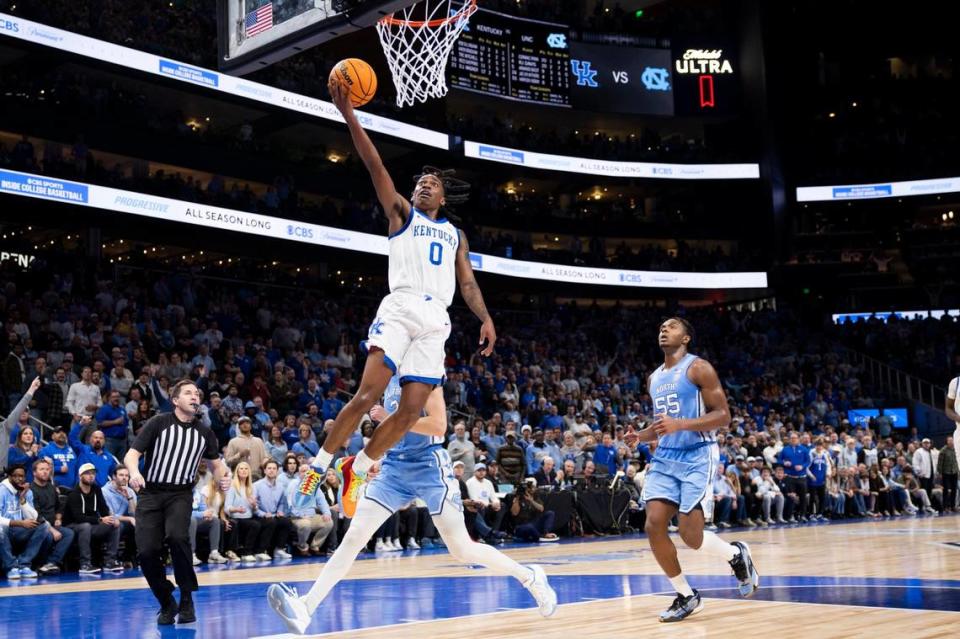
[838,438,859,470]
[65,366,102,419]
[752,467,785,524]
[464,464,505,540]
[911,438,938,502]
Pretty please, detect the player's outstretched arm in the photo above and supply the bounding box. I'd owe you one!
[328,78,410,233]
[455,230,496,356]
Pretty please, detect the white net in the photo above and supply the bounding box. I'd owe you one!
[376,0,477,108]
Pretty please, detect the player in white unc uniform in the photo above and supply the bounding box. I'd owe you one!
[268,376,556,634]
[297,79,497,517]
[625,318,758,622]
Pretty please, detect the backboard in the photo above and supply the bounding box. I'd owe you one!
[217,0,418,75]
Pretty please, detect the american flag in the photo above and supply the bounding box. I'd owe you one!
[244,2,273,38]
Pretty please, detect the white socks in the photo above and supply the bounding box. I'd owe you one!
[669,573,694,597]
[695,530,738,562]
[313,449,333,472]
[353,450,375,473]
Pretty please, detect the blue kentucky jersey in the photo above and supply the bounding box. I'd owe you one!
[649,353,715,449]
[383,375,444,458]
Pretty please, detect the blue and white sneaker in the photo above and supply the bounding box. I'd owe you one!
[659,589,702,622]
[267,583,312,635]
[525,565,557,617]
[7,568,21,580]
[18,567,38,578]
[729,541,760,597]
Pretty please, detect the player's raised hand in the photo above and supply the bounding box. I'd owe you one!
[479,318,497,356]
[369,404,388,423]
[328,77,354,116]
[623,425,640,448]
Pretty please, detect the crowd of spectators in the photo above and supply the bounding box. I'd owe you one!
[0,250,957,579]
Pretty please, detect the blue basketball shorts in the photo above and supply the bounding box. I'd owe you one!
[641,444,718,514]
[362,447,462,515]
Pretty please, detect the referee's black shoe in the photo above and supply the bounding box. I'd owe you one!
[157,596,179,625]
[178,597,197,624]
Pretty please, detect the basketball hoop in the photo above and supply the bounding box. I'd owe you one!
[376,0,478,107]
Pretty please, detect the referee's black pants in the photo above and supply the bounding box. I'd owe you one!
[136,488,197,604]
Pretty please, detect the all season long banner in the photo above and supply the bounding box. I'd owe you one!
[0,169,768,289]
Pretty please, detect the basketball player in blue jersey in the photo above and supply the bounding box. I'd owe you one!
[625,317,759,622]
[296,79,497,517]
[268,375,556,634]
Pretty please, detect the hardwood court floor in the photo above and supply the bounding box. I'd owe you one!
[1,514,958,638]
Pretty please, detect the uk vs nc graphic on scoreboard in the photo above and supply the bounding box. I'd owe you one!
[567,42,675,115]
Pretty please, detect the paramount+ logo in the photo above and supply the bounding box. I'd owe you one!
[287,224,314,239]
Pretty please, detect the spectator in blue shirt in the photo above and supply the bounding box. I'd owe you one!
[0,464,50,579]
[481,421,505,461]
[297,379,324,413]
[591,432,621,475]
[777,432,811,521]
[70,429,117,487]
[539,405,564,432]
[265,424,289,464]
[524,430,553,475]
[253,460,293,560]
[285,463,334,556]
[321,389,345,421]
[291,424,320,461]
[39,427,78,488]
[95,390,129,461]
[8,428,41,483]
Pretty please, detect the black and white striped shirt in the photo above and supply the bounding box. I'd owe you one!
[132,413,219,491]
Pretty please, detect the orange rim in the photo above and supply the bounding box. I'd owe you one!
[379,0,477,28]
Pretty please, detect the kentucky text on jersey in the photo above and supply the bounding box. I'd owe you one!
[412,224,458,250]
[389,208,459,307]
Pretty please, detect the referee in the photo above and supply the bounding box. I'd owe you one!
[124,379,224,626]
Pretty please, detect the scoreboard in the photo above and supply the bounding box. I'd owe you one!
[447,8,570,107]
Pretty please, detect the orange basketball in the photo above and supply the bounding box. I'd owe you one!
[329,58,378,108]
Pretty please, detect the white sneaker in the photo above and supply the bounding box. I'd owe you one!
[668,524,679,532]
[191,554,202,566]
[241,555,257,563]
[208,551,228,564]
[525,565,557,617]
[390,539,403,551]
[255,552,273,562]
[274,549,292,560]
[375,539,388,552]
[406,539,421,550]
[268,583,312,635]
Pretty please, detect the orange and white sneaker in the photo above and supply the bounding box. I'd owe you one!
[335,456,368,519]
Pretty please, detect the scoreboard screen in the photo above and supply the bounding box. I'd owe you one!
[448,8,571,107]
